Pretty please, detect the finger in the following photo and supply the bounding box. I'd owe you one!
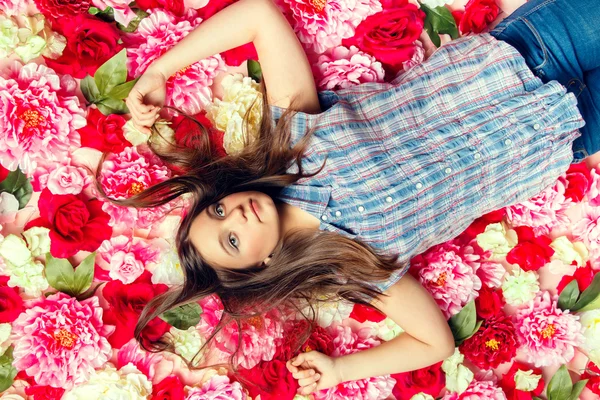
[292,354,305,366]
[298,373,320,388]
[135,110,159,126]
[133,121,152,135]
[292,369,315,380]
[299,382,317,396]
[286,360,298,374]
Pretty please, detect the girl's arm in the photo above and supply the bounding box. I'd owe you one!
[147,0,321,113]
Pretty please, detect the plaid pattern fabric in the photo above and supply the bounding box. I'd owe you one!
[269,34,585,292]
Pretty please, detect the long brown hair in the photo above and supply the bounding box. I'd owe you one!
[94,77,406,376]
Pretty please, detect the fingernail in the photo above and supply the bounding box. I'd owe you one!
[310,370,315,375]
[314,374,320,379]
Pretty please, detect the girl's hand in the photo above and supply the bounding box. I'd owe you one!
[286,351,344,396]
[125,68,167,135]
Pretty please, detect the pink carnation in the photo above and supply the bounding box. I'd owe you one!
[442,378,507,400]
[411,240,483,318]
[0,0,29,15]
[97,146,173,230]
[97,235,161,284]
[10,293,114,390]
[0,62,85,175]
[124,9,226,115]
[573,204,600,264]
[315,324,395,400]
[467,238,505,288]
[513,291,583,367]
[312,45,385,90]
[117,338,163,380]
[401,40,424,72]
[506,176,572,236]
[276,0,382,54]
[587,168,600,206]
[92,0,137,26]
[186,374,248,400]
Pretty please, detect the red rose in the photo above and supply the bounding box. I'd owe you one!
[45,14,123,79]
[151,375,185,400]
[221,43,258,67]
[342,0,425,76]
[505,226,554,271]
[458,0,500,34]
[34,0,91,23]
[475,285,504,320]
[24,188,112,259]
[460,314,518,369]
[78,107,129,153]
[24,385,65,400]
[0,164,9,183]
[564,161,592,202]
[237,359,298,400]
[0,275,23,323]
[350,303,386,323]
[172,111,226,158]
[102,271,170,348]
[137,0,185,15]
[499,361,544,400]
[459,208,506,241]
[391,361,445,400]
[557,262,595,294]
[581,361,600,396]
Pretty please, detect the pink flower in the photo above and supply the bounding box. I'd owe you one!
[314,325,395,400]
[506,176,572,236]
[587,168,600,206]
[124,9,226,115]
[0,0,29,15]
[186,374,248,400]
[276,0,382,54]
[0,62,85,175]
[442,378,507,400]
[10,293,114,390]
[401,40,424,72]
[117,338,163,380]
[311,45,385,90]
[573,204,600,263]
[97,146,173,230]
[462,238,505,288]
[513,291,583,367]
[92,0,138,26]
[411,241,482,318]
[97,235,161,284]
[46,164,89,195]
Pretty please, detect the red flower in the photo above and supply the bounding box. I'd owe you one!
[342,0,425,76]
[24,385,65,400]
[505,226,554,271]
[275,321,335,361]
[0,164,9,183]
[498,361,544,400]
[44,14,123,79]
[302,325,335,355]
[196,0,238,19]
[77,107,129,153]
[221,43,258,67]
[151,375,185,400]
[172,111,226,158]
[102,271,170,349]
[459,313,518,369]
[33,0,91,23]
[136,0,185,15]
[391,361,445,400]
[350,303,386,323]
[564,161,592,202]
[0,275,23,323]
[557,262,596,294]
[459,208,506,241]
[581,360,600,396]
[236,359,298,400]
[24,188,112,259]
[475,285,504,320]
[458,0,500,34]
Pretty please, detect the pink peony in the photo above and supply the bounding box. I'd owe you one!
[124,9,226,115]
[97,146,173,230]
[506,176,572,236]
[117,338,163,380]
[311,45,385,90]
[10,293,114,390]
[92,0,138,26]
[468,238,505,288]
[587,167,600,206]
[513,291,583,367]
[0,0,29,15]
[276,0,382,54]
[442,378,507,400]
[97,235,161,284]
[411,240,483,318]
[0,62,85,175]
[314,324,395,400]
[573,204,600,263]
[186,374,248,400]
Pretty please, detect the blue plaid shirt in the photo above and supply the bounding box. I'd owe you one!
[270,34,585,292]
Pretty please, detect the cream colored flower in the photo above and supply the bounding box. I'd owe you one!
[22,227,51,258]
[476,222,518,261]
[148,245,184,286]
[171,326,205,365]
[297,295,354,328]
[370,317,404,341]
[550,236,588,267]
[0,234,49,297]
[442,348,474,394]
[514,369,542,391]
[0,15,19,59]
[0,323,11,356]
[501,267,540,306]
[579,309,600,366]
[410,394,435,400]
[123,119,151,146]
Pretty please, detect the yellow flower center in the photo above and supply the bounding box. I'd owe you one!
[172,65,192,78]
[539,323,556,339]
[303,345,313,352]
[485,338,500,351]
[246,315,263,330]
[18,109,45,129]
[53,328,78,349]
[128,182,146,196]
[433,272,447,286]
[309,0,326,12]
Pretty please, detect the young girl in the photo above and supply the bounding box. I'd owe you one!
[121,0,598,395]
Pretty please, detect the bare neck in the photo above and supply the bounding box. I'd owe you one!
[276,201,320,237]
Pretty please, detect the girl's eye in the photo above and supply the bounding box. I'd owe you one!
[215,204,225,217]
[229,235,238,249]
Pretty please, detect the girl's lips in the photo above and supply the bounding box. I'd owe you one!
[250,199,261,221]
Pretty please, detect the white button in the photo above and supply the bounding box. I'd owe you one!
[385,196,393,203]
[444,167,452,174]
[474,152,481,160]
[533,123,541,130]
[335,210,342,217]
[358,206,365,212]
[491,99,499,105]
[321,215,328,221]
[509,116,518,124]
[415,182,423,189]
[505,139,512,145]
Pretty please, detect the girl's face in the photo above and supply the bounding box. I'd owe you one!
[189,191,281,269]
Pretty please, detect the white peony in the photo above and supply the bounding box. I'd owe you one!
[579,309,600,366]
[514,369,542,391]
[550,236,588,267]
[476,222,518,261]
[501,267,540,306]
[21,226,51,258]
[171,326,205,364]
[148,245,185,286]
[442,348,474,394]
[0,234,49,297]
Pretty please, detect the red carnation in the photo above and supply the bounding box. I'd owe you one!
[391,361,445,400]
[34,0,91,24]
[564,161,592,202]
[498,361,544,400]
[236,359,298,400]
[506,226,554,271]
[172,111,226,158]
[475,285,504,320]
[459,208,506,241]
[350,303,386,323]
[458,0,500,34]
[0,275,23,323]
[24,188,112,259]
[77,107,129,153]
[557,261,596,294]
[136,0,185,15]
[459,313,518,369]
[24,385,66,400]
[151,375,185,400]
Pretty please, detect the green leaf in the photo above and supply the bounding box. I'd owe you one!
[571,273,600,311]
[547,365,573,400]
[423,18,440,47]
[568,379,588,400]
[421,4,459,47]
[90,5,115,22]
[45,253,96,297]
[94,48,127,94]
[116,8,149,33]
[97,98,129,115]
[81,74,102,103]
[461,319,483,342]
[247,59,263,83]
[159,303,202,330]
[107,78,139,100]
[0,168,33,209]
[88,6,100,14]
[0,347,17,393]
[558,280,580,310]
[448,300,477,344]
[72,252,95,296]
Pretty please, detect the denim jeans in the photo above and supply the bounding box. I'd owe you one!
[490,0,600,163]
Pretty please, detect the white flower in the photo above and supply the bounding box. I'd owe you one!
[0,192,19,215]
[369,317,404,341]
[0,15,19,59]
[297,295,354,328]
[514,369,542,391]
[0,323,11,356]
[148,245,184,286]
[0,395,26,400]
[410,394,435,400]
[123,119,151,146]
[550,236,588,267]
[62,363,152,400]
[418,0,454,7]
[579,309,600,366]
[22,226,51,257]
[206,73,262,155]
[501,267,540,306]
[442,348,474,394]
[0,234,49,297]
[171,326,205,364]
[476,223,517,261]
